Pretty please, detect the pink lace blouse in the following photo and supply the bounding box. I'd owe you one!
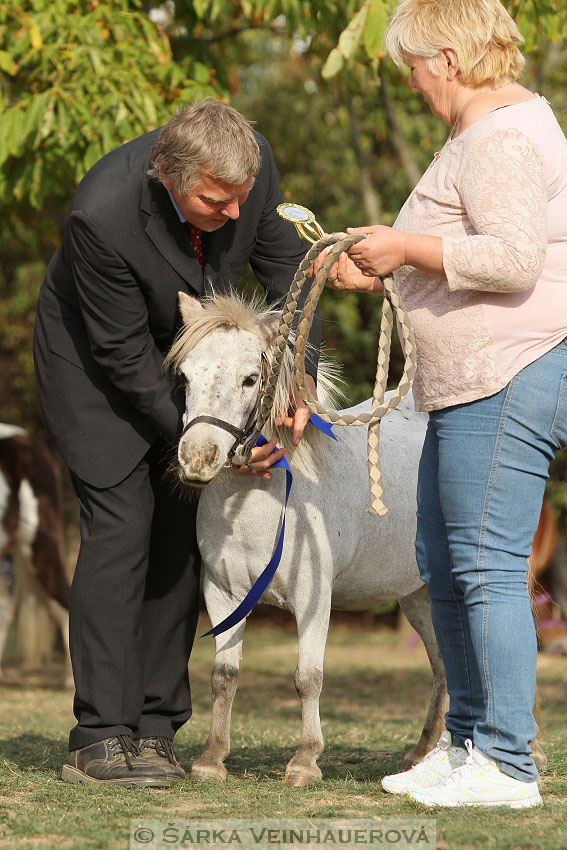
[394,95,567,412]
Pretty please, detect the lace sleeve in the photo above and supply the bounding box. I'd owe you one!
[443,128,547,293]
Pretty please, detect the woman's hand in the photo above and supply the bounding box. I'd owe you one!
[313,247,383,293]
[325,251,383,293]
[346,225,408,277]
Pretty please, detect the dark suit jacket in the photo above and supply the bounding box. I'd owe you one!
[33,129,316,487]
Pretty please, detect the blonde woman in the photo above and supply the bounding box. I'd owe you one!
[327,0,567,808]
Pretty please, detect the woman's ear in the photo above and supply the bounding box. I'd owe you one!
[442,48,459,80]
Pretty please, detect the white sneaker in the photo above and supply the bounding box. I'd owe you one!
[381,730,467,794]
[409,740,543,808]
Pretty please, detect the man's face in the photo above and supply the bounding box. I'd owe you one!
[164,171,254,232]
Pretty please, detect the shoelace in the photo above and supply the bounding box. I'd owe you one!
[109,734,141,771]
[446,739,479,784]
[143,736,177,765]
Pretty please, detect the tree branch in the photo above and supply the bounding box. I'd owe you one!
[347,99,382,223]
[190,21,284,45]
[379,69,422,189]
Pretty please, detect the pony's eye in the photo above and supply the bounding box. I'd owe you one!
[242,374,259,388]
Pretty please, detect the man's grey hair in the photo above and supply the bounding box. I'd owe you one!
[149,100,261,194]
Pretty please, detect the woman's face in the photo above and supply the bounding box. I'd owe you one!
[403,52,453,126]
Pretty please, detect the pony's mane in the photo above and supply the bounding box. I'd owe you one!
[166,292,344,472]
[165,292,271,372]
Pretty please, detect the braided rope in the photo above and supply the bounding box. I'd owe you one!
[233,232,417,516]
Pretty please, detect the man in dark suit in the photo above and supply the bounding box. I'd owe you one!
[33,101,318,787]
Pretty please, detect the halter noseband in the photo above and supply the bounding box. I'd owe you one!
[181,414,246,444]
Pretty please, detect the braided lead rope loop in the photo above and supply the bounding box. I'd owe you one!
[234,233,360,460]
[233,232,418,515]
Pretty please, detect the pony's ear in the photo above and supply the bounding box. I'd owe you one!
[178,291,203,325]
[258,312,281,347]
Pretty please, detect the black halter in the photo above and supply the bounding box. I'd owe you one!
[181,414,246,444]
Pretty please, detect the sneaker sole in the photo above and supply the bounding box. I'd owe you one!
[382,772,458,795]
[61,764,170,788]
[382,783,409,795]
[410,793,543,809]
[382,778,424,794]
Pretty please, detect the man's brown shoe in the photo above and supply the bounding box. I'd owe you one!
[61,734,171,787]
[139,736,185,781]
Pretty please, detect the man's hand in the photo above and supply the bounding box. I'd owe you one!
[232,373,317,479]
[275,372,317,447]
[233,437,286,480]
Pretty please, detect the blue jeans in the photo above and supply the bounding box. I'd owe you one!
[416,339,567,782]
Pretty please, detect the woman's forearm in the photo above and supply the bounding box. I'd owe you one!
[346,225,446,280]
[403,233,446,279]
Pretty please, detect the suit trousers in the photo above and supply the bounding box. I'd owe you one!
[68,440,201,751]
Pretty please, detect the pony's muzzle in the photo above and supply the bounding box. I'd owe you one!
[178,437,222,482]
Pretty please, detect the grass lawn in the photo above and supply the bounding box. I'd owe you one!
[0,615,565,850]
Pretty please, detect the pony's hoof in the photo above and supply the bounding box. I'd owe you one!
[401,753,420,771]
[283,767,322,787]
[401,740,437,770]
[189,762,227,783]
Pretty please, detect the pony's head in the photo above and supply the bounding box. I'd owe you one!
[166,291,343,487]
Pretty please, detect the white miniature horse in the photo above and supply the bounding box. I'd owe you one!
[168,291,447,786]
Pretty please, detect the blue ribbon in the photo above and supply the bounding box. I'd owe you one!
[201,416,336,638]
[310,413,338,441]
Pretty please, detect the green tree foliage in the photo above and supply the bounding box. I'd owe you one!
[226,28,444,401]
[0,0,217,216]
[0,0,217,424]
[0,0,566,447]
[159,0,567,407]
[321,0,567,79]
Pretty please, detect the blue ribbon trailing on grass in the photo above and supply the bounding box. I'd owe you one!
[201,414,337,638]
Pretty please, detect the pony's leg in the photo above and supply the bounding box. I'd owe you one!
[401,581,547,772]
[0,570,14,677]
[398,584,448,769]
[13,540,72,689]
[190,598,246,783]
[283,595,331,787]
[545,538,567,621]
[527,554,548,774]
[46,599,73,689]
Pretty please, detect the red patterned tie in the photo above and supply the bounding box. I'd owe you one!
[187,223,204,274]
